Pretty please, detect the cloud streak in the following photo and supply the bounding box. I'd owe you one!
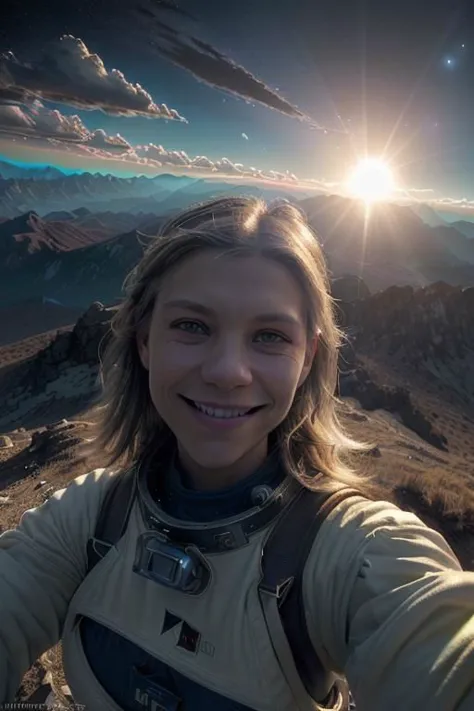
[133,4,342,132]
[150,0,198,22]
[0,36,187,122]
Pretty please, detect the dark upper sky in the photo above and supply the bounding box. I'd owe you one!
[0,0,473,200]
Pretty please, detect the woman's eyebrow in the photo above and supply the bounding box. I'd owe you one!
[162,299,214,316]
[162,299,302,327]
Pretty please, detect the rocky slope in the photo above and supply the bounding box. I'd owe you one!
[0,219,164,309]
[0,301,114,433]
[0,211,108,264]
[340,281,474,402]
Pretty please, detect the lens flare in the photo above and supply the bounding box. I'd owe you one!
[347,158,396,203]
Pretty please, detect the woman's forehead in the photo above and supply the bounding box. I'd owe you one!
[161,252,302,296]
[155,251,307,325]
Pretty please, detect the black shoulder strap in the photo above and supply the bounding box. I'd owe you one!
[86,466,137,574]
[259,483,365,707]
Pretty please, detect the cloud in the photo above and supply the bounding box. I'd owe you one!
[128,143,307,184]
[84,128,132,154]
[30,100,90,140]
[0,100,90,141]
[428,197,474,209]
[0,36,187,122]
[0,112,322,189]
[0,98,333,191]
[133,6,340,132]
[0,99,93,141]
[0,104,35,130]
[0,100,134,159]
[396,187,474,212]
[400,187,435,195]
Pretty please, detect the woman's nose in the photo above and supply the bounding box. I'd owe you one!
[201,340,253,389]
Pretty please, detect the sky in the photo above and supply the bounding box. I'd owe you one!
[0,0,473,206]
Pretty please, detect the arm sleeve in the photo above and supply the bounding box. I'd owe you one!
[0,467,114,703]
[303,498,474,711]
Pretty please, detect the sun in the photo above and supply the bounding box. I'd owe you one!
[347,158,396,203]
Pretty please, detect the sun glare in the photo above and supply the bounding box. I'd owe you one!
[347,158,396,203]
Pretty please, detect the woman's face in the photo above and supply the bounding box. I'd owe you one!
[138,250,315,488]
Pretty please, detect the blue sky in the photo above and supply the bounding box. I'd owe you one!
[0,0,473,202]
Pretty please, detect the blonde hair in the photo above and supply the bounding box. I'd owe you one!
[92,196,377,494]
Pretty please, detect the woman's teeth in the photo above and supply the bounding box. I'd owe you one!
[193,401,252,419]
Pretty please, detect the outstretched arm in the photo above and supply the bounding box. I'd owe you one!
[0,468,114,703]
[303,497,474,711]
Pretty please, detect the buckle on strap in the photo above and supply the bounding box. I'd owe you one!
[87,537,114,560]
[259,575,294,603]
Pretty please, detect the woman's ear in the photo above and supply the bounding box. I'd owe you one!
[136,328,150,371]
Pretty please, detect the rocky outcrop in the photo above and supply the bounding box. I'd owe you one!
[28,420,85,465]
[340,367,449,451]
[0,435,13,449]
[23,301,115,388]
[0,419,92,489]
[342,281,474,353]
[0,303,117,430]
[339,281,474,400]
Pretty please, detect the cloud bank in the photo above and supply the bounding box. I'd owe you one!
[0,36,187,121]
[0,101,330,189]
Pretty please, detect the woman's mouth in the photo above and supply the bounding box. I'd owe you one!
[179,395,265,426]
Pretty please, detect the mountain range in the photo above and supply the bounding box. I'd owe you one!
[0,166,307,219]
[0,161,66,182]
[1,160,474,343]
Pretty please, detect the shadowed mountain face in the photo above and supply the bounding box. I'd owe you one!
[300,195,474,291]
[0,214,167,311]
[0,211,110,264]
[337,282,474,451]
[450,221,474,240]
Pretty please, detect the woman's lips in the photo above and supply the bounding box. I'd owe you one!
[179,395,266,429]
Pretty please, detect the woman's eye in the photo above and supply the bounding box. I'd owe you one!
[255,331,288,344]
[172,320,207,335]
